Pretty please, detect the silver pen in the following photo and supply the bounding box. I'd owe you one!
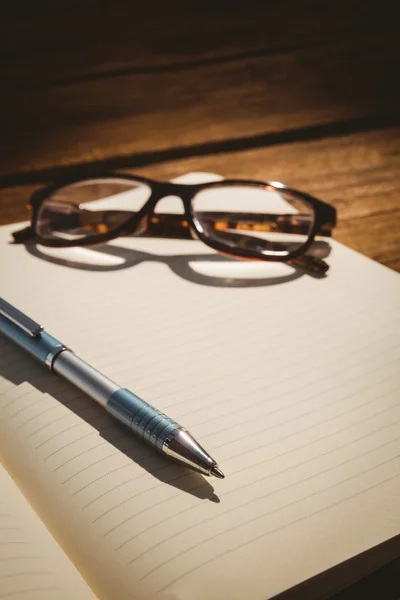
[0,297,224,479]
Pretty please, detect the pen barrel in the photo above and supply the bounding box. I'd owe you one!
[106,388,179,451]
[0,315,64,367]
[52,352,180,450]
[53,351,119,407]
[0,300,222,478]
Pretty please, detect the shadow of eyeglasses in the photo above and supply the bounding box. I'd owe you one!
[20,238,332,289]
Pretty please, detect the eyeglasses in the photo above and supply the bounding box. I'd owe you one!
[13,174,336,275]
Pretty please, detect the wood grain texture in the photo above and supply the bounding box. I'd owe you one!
[0,1,398,275]
[1,1,396,89]
[2,30,399,178]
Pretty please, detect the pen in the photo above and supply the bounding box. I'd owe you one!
[0,297,224,479]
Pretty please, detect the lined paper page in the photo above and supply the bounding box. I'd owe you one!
[0,175,399,600]
[0,463,97,600]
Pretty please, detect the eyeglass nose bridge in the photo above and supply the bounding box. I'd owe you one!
[127,182,195,238]
[144,181,194,209]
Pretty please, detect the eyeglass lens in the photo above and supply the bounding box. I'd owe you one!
[35,179,315,258]
[35,178,152,241]
[191,185,315,257]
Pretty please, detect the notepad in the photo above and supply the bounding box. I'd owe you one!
[1,173,399,600]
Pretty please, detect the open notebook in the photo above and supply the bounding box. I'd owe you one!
[1,173,399,600]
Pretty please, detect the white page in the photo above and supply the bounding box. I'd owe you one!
[0,463,97,600]
[0,173,399,600]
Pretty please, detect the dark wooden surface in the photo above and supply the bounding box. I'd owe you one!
[0,3,399,597]
[0,1,399,272]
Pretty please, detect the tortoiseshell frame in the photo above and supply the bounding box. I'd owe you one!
[13,173,337,274]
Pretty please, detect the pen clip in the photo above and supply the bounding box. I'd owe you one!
[0,297,44,337]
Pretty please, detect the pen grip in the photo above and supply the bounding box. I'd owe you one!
[106,388,180,451]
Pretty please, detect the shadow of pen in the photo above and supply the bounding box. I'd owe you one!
[0,336,220,503]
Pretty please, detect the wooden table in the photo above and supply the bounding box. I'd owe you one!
[1,1,399,273]
[0,2,399,597]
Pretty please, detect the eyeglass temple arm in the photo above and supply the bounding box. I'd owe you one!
[12,226,35,242]
[213,230,330,275]
[73,210,335,266]
[144,211,335,238]
[12,209,334,243]
[11,209,330,275]
[288,253,329,275]
[140,211,334,275]
[144,212,333,275]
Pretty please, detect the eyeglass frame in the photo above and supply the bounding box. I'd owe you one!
[13,173,337,273]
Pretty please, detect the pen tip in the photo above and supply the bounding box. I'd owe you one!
[210,466,225,479]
